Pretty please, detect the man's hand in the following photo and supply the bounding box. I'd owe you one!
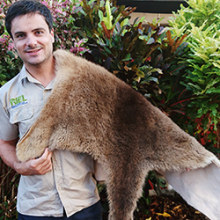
[14,148,53,175]
[0,138,53,175]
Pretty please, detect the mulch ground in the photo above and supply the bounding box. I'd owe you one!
[136,195,210,220]
[101,192,210,220]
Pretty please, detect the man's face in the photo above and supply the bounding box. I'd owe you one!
[11,13,54,68]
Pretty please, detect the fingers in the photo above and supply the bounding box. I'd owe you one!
[36,148,52,163]
[35,148,52,174]
[27,148,52,175]
[14,148,53,176]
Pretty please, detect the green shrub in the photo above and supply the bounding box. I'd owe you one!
[168,0,220,151]
[0,1,22,86]
[69,0,188,109]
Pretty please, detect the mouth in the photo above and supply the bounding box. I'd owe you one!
[25,48,42,55]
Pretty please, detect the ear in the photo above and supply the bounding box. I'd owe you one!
[50,29,55,43]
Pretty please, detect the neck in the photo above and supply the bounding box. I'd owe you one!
[25,56,56,87]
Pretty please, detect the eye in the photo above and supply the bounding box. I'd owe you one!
[35,30,44,35]
[15,33,25,39]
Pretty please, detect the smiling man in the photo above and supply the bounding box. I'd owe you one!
[0,0,103,219]
[10,8,55,86]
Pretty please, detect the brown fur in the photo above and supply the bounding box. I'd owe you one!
[17,50,220,220]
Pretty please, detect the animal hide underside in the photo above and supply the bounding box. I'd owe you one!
[164,163,220,220]
[17,50,220,220]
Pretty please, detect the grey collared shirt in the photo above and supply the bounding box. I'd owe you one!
[0,66,101,217]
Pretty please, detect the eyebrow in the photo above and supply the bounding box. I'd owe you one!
[32,27,46,32]
[14,31,25,36]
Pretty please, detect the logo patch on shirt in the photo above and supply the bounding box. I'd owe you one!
[10,95,28,109]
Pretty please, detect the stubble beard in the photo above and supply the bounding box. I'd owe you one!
[25,50,53,68]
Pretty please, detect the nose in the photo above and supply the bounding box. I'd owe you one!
[25,34,37,47]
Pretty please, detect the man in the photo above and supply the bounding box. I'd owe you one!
[0,0,103,219]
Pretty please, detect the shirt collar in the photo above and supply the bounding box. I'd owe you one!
[18,65,28,82]
[18,65,39,83]
[18,65,54,89]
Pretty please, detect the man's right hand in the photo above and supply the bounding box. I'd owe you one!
[0,138,52,176]
[14,148,53,175]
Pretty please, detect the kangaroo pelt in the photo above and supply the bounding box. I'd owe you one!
[17,49,220,220]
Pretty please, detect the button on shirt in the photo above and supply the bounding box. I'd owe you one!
[0,66,100,217]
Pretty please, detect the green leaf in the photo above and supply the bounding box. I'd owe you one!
[122,53,132,61]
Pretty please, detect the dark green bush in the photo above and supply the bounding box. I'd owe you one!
[168,0,220,151]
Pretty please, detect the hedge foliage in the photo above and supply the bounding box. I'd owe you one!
[169,0,220,152]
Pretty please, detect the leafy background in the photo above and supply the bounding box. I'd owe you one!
[0,0,219,219]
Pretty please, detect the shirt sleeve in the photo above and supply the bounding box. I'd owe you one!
[94,160,107,182]
[0,99,19,141]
